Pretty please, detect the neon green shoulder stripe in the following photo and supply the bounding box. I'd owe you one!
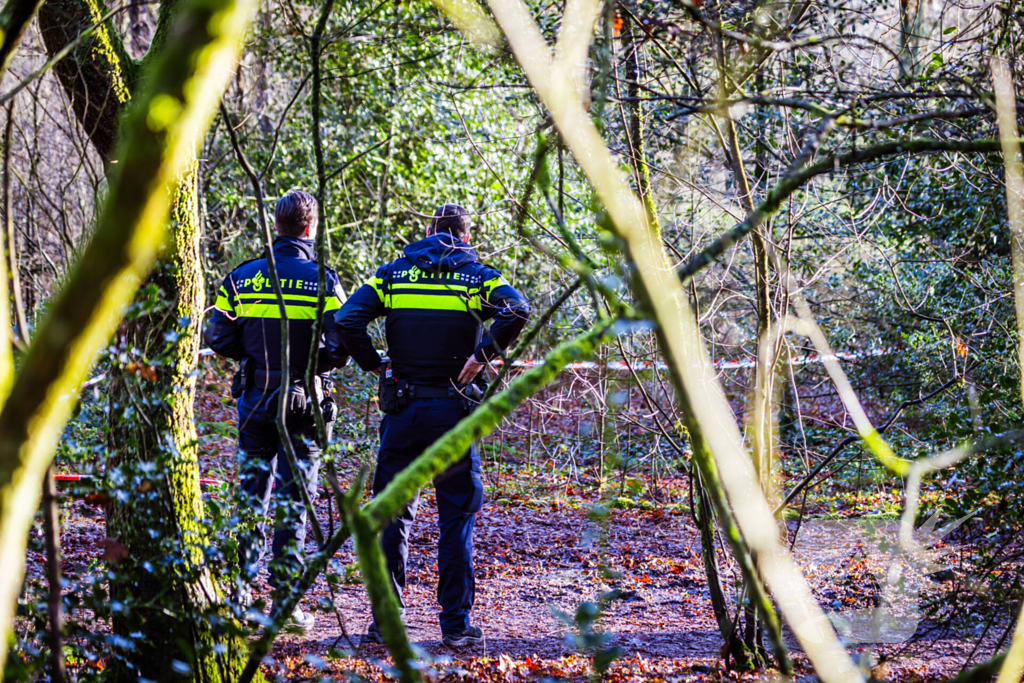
[483,276,508,296]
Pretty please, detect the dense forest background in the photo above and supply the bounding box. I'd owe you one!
[2,0,1024,681]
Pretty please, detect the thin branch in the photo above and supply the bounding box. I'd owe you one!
[42,464,66,683]
[324,135,392,183]
[259,71,312,180]
[774,377,958,515]
[679,138,1014,285]
[4,101,27,346]
[219,101,325,549]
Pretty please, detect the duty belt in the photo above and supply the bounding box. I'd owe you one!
[253,367,283,391]
[406,384,459,400]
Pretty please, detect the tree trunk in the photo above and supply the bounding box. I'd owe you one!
[693,467,748,669]
[37,2,257,680]
[103,157,231,682]
[0,0,257,669]
[619,13,660,242]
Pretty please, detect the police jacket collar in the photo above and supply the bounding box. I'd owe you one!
[403,233,477,273]
[272,235,316,261]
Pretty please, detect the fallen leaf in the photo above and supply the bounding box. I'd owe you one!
[100,537,129,564]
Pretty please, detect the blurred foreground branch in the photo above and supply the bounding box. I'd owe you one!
[0,0,256,669]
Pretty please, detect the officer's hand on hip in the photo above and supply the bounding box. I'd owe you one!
[458,356,485,384]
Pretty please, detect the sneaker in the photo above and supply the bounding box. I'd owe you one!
[442,624,483,647]
[362,622,384,645]
[280,606,315,634]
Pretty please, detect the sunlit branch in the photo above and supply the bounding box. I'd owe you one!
[480,0,863,678]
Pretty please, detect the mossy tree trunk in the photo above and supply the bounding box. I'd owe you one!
[0,0,257,671]
[37,2,253,680]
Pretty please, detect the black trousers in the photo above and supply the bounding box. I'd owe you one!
[373,397,483,634]
[236,413,321,589]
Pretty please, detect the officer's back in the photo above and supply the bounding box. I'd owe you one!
[204,191,348,633]
[206,221,348,419]
[329,204,529,647]
[332,217,529,384]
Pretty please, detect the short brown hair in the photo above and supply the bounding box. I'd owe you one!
[430,204,471,241]
[274,191,318,237]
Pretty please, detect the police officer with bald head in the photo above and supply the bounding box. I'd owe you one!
[331,204,530,647]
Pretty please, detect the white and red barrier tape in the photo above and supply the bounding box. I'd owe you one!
[491,347,894,371]
[64,346,895,488]
[81,347,894,389]
[53,473,225,486]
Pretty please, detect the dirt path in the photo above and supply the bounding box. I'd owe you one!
[257,489,1001,682]
[37,479,1008,682]
[31,373,1011,681]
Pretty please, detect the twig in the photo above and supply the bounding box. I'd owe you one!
[259,72,313,180]
[324,136,392,183]
[678,138,1016,286]
[480,278,581,402]
[305,0,336,454]
[4,100,27,346]
[774,376,958,515]
[42,464,66,683]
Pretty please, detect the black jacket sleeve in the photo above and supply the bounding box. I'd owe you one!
[474,267,530,362]
[204,276,246,361]
[332,266,388,371]
[320,272,351,370]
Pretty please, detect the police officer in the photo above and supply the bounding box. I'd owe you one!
[331,204,529,646]
[205,190,349,632]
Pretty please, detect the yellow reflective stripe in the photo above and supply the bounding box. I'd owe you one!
[215,295,234,313]
[368,277,384,302]
[483,276,507,296]
[236,292,343,312]
[390,293,481,311]
[390,282,472,292]
[236,302,318,319]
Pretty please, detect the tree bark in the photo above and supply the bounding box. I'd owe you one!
[0,0,257,669]
[37,0,136,162]
[37,1,253,680]
[103,156,220,682]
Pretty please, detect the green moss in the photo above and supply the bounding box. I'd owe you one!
[83,0,130,105]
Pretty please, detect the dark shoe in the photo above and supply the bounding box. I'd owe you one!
[442,624,483,647]
[280,606,315,634]
[362,622,384,645]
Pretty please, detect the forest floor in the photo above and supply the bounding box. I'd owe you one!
[29,362,1018,683]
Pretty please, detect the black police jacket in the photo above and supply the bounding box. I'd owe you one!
[330,233,530,384]
[204,236,349,419]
